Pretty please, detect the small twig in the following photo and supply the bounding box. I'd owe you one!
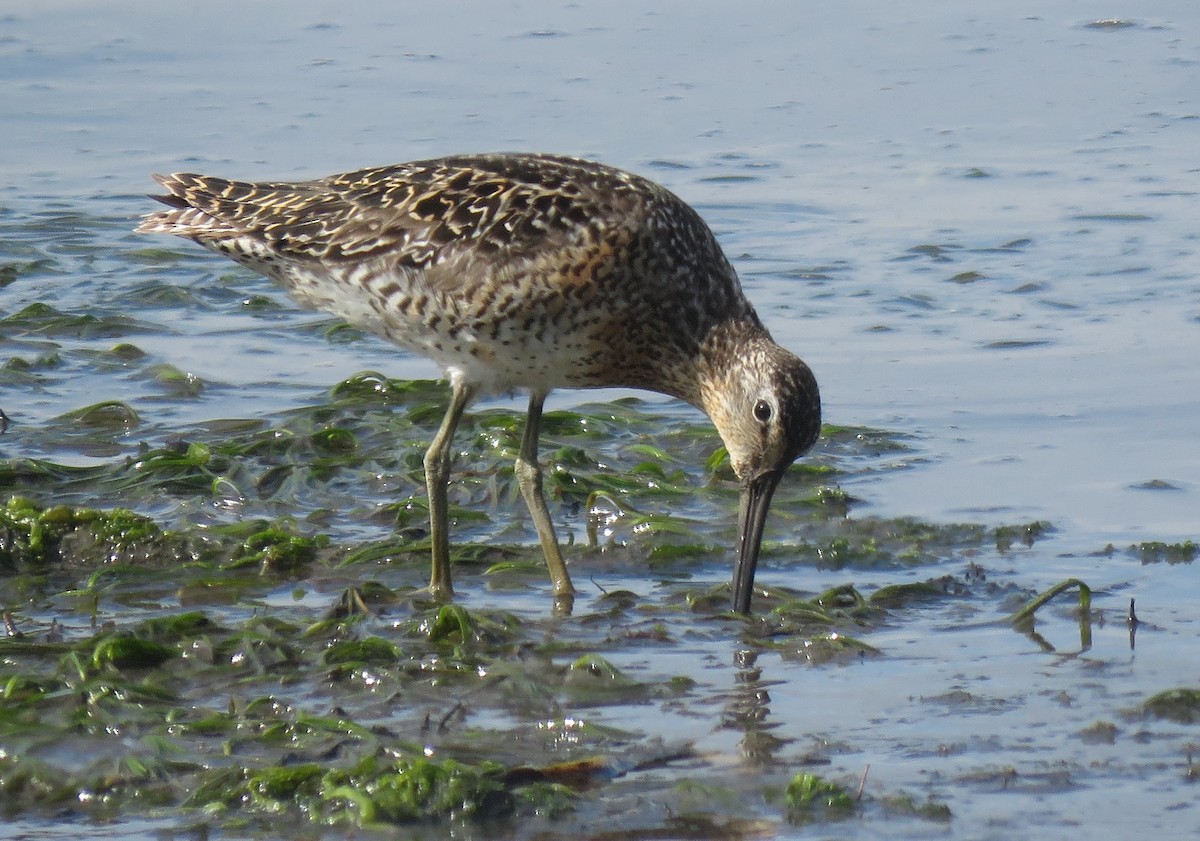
[1127,598,1140,651]
[855,764,870,802]
[438,700,465,732]
[3,612,22,639]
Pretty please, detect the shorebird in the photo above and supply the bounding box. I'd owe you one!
[137,153,820,613]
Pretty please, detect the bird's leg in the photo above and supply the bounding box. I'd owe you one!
[515,392,576,600]
[423,380,476,600]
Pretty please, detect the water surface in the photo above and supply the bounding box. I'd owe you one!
[2,2,1198,838]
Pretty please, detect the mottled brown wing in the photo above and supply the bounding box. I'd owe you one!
[139,154,653,281]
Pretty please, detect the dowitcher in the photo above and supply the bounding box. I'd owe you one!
[137,153,820,613]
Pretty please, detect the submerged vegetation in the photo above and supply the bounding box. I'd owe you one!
[0,503,983,832]
[0,349,1193,835]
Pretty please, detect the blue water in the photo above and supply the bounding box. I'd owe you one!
[2,2,1199,838]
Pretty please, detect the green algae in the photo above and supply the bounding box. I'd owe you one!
[58,400,142,429]
[0,496,339,585]
[0,301,154,339]
[995,520,1054,551]
[868,577,958,608]
[1007,578,1091,626]
[780,772,951,827]
[136,610,218,641]
[324,635,400,665]
[321,755,513,825]
[784,772,855,823]
[0,496,169,569]
[0,491,1173,834]
[143,363,205,398]
[0,367,1187,835]
[881,793,952,822]
[227,526,326,573]
[1143,688,1200,724]
[1132,540,1197,565]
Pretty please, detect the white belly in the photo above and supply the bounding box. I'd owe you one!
[279,259,601,397]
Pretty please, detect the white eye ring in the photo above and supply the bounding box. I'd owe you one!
[753,399,772,423]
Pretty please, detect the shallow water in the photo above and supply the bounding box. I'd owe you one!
[2,2,1199,838]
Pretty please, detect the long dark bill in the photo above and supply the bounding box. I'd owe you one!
[731,470,784,614]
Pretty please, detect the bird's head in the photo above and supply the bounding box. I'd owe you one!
[703,339,821,614]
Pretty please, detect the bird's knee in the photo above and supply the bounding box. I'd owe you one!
[514,456,542,492]
[424,444,449,485]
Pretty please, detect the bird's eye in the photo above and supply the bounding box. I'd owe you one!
[753,399,772,423]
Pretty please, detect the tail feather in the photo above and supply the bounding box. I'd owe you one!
[135,173,240,237]
[135,205,235,236]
